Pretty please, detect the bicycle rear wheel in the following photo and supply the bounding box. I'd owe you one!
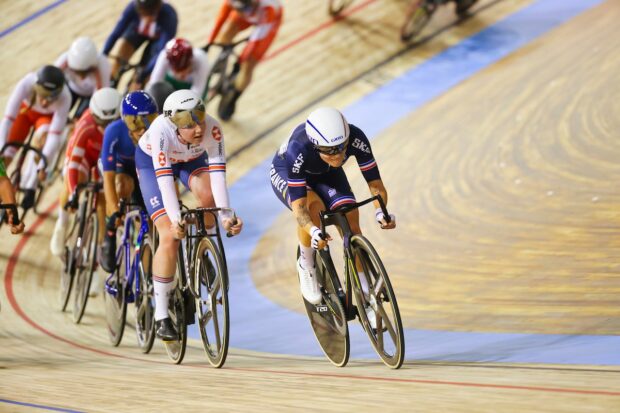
[135,234,155,353]
[104,230,128,346]
[301,249,350,367]
[401,1,435,42]
[194,237,229,368]
[72,212,98,323]
[163,286,187,364]
[350,235,404,369]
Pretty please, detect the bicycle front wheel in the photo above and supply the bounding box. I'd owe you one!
[135,234,155,354]
[72,212,98,324]
[194,237,229,368]
[350,235,404,369]
[104,230,128,346]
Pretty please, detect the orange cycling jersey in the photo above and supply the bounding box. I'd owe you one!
[65,109,103,193]
[208,0,282,62]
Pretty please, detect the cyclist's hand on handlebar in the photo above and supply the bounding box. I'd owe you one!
[376,208,396,230]
[171,220,186,240]
[37,168,46,184]
[8,210,25,235]
[223,216,243,236]
[65,193,79,212]
[202,43,212,52]
[310,225,331,250]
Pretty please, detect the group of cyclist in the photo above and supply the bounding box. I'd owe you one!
[1,0,398,344]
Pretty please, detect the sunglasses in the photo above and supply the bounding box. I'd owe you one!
[169,106,206,130]
[124,113,158,132]
[315,139,349,155]
[33,83,62,101]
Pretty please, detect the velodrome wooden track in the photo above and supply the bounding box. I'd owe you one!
[1,0,619,412]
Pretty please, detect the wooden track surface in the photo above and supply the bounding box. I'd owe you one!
[1,1,619,412]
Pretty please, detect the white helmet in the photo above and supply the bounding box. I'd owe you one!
[305,107,350,148]
[68,37,98,71]
[163,89,206,128]
[89,87,122,121]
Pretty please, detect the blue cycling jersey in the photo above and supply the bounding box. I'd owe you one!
[103,2,178,79]
[272,123,381,203]
[100,119,137,173]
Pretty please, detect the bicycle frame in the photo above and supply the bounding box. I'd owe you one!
[203,37,249,103]
[105,205,150,302]
[318,195,390,318]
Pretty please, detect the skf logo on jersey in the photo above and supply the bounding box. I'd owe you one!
[352,138,371,154]
[158,151,166,166]
[150,196,160,208]
[212,126,222,141]
[292,153,304,174]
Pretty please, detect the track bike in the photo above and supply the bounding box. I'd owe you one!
[400,0,478,42]
[103,200,155,353]
[59,178,102,324]
[163,206,236,366]
[0,129,48,221]
[299,195,404,369]
[202,37,249,120]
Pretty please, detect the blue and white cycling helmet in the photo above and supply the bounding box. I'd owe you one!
[121,91,158,132]
[305,107,350,155]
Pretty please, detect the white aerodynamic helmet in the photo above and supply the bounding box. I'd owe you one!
[305,107,350,150]
[163,89,206,129]
[68,37,99,71]
[89,87,122,122]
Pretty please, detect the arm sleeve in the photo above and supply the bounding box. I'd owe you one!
[100,124,118,172]
[203,123,232,219]
[40,89,71,172]
[66,127,88,194]
[146,50,167,88]
[352,127,382,182]
[103,4,135,55]
[152,125,180,223]
[207,3,232,43]
[285,153,308,203]
[0,75,31,147]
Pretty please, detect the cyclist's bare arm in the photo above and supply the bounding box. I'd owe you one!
[292,196,330,249]
[368,179,396,229]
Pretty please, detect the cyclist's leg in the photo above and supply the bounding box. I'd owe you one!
[236,16,282,92]
[178,154,216,230]
[4,107,36,164]
[110,24,142,78]
[136,149,178,333]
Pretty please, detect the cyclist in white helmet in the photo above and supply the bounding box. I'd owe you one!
[135,89,243,340]
[50,88,122,296]
[270,107,395,327]
[55,37,111,119]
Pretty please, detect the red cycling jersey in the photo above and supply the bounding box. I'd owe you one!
[65,109,103,193]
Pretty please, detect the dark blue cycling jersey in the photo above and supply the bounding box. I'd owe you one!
[272,122,381,204]
[103,2,178,81]
[100,119,137,174]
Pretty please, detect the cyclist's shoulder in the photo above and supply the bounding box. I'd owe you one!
[159,3,178,21]
[103,118,127,138]
[192,47,208,62]
[147,115,175,142]
[203,114,223,140]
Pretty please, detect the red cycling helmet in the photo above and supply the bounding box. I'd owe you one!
[165,38,193,72]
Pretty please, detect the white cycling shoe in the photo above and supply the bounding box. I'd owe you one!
[296,258,322,305]
[50,219,66,257]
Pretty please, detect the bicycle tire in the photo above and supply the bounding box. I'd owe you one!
[299,248,350,367]
[59,214,80,311]
[194,237,229,368]
[104,227,128,346]
[72,211,98,324]
[328,0,355,16]
[163,287,187,364]
[400,1,434,42]
[135,234,156,354]
[349,235,404,369]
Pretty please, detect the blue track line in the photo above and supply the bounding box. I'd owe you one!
[0,0,68,39]
[190,0,620,364]
[0,399,84,413]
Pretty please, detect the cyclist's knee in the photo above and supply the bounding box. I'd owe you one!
[116,174,134,198]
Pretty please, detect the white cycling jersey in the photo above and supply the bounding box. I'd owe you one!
[55,52,111,97]
[147,48,209,97]
[138,114,230,222]
[0,72,71,167]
